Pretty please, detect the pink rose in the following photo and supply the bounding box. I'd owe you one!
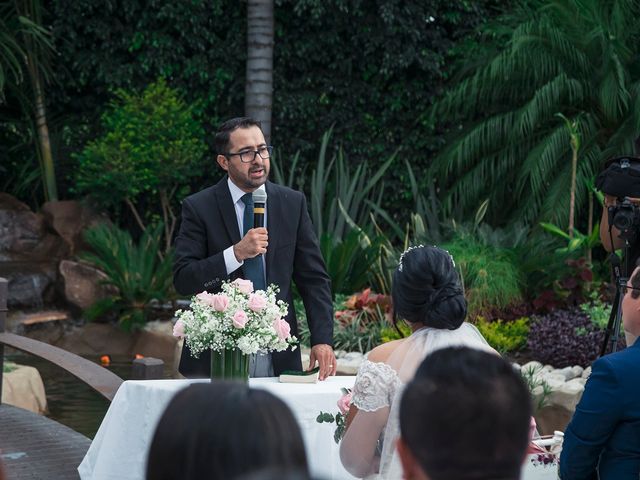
[233,310,249,329]
[248,293,267,312]
[273,317,291,340]
[212,294,230,312]
[172,319,185,339]
[337,392,352,415]
[233,278,254,294]
[196,291,215,306]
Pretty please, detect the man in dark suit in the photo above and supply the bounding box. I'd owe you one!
[173,117,336,380]
[560,266,640,479]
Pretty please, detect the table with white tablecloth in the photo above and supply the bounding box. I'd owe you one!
[78,377,357,480]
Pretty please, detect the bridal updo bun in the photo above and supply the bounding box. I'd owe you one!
[392,246,466,330]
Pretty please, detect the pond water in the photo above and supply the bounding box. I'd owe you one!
[5,353,173,439]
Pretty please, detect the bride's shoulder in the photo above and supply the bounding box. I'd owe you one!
[366,338,405,363]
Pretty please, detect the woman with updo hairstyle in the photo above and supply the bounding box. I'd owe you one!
[340,245,495,479]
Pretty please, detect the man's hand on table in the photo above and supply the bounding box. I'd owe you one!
[308,344,337,380]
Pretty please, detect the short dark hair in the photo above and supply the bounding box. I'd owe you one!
[392,246,467,330]
[146,382,309,480]
[234,468,313,480]
[400,347,531,480]
[214,117,263,155]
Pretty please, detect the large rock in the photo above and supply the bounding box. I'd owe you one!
[0,193,68,262]
[59,260,116,310]
[41,200,105,254]
[0,193,68,308]
[337,352,364,375]
[2,364,48,414]
[4,264,57,308]
[54,323,136,357]
[132,321,181,366]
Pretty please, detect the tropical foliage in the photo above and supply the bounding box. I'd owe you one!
[0,0,57,203]
[80,223,175,331]
[430,0,640,226]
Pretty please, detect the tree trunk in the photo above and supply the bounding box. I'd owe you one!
[568,145,577,239]
[587,189,593,264]
[17,0,57,201]
[245,0,274,142]
[29,61,57,201]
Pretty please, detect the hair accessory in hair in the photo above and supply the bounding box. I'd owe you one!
[398,245,425,272]
[398,245,456,272]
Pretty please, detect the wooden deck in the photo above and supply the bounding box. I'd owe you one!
[0,404,90,479]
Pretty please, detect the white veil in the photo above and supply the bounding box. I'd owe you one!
[341,323,494,479]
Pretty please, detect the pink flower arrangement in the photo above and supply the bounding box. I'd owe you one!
[173,279,297,357]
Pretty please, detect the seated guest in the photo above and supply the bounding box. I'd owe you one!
[147,382,309,480]
[560,266,640,480]
[235,468,313,480]
[340,246,496,479]
[397,346,532,480]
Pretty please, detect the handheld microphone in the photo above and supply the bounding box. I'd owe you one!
[253,189,267,228]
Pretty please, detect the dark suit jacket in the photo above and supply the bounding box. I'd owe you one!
[173,177,333,377]
[560,340,640,480]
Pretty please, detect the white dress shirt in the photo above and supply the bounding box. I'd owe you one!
[222,178,267,278]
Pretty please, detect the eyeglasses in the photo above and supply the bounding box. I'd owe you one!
[225,146,273,163]
[622,284,640,297]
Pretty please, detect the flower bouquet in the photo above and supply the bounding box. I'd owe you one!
[173,278,297,381]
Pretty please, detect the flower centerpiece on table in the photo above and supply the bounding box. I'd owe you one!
[173,278,297,381]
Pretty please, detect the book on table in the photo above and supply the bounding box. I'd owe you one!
[279,367,320,383]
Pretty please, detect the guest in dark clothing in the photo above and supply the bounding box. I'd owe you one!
[397,346,532,480]
[560,266,640,480]
[146,382,309,480]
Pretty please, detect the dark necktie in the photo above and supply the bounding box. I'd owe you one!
[241,193,266,291]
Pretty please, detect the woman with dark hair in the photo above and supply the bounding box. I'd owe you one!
[340,245,495,479]
[146,382,309,480]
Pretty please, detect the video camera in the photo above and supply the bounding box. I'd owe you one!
[596,156,640,241]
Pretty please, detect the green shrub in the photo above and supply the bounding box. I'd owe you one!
[475,316,530,354]
[74,78,207,254]
[80,223,174,331]
[443,234,524,316]
[580,293,612,331]
[380,321,412,343]
[320,230,384,296]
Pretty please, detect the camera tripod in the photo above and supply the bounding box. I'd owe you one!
[599,237,631,357]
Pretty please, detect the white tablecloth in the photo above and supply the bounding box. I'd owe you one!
[78,377,357,480]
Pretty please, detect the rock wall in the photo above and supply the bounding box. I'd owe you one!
[0,193,108,309]
[516,360,591,435]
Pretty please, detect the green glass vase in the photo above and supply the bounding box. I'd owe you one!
[210,348,249,382]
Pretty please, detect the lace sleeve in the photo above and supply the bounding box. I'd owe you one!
[351,360,400,412]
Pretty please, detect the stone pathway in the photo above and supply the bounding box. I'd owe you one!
[0,404,90,479]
